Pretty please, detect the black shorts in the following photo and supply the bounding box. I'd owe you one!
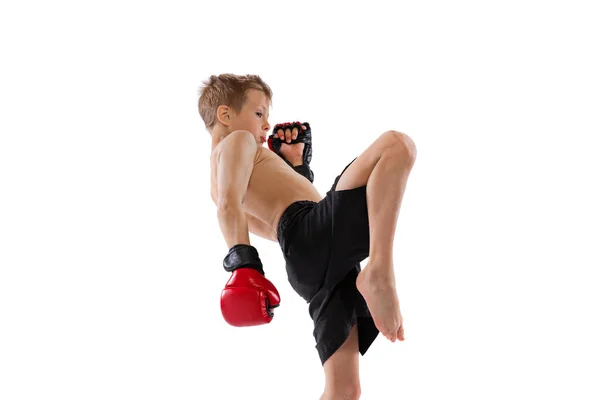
[276,158,379,365]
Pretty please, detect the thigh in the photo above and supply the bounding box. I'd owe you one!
[335,130,413,191]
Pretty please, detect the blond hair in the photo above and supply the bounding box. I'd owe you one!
[197,73,273,133]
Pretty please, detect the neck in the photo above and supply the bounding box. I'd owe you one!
[210,126,230,151]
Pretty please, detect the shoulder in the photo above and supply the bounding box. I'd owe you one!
[222,130,255,147]
[214,131,256,159]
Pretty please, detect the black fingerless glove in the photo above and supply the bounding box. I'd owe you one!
[268,121,314,183]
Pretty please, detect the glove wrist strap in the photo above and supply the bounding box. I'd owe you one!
[223,244,265,275]
[293,164,314,183]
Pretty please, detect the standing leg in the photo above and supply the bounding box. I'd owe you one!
[320,323,362,400]
[335,130,417,342]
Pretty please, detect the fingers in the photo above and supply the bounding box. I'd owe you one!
[276,127,297,143]
[275,128,285,141]
[275,122,307,143]
[277,128,290,143]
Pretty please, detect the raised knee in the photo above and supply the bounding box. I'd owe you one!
[383,130,417,162]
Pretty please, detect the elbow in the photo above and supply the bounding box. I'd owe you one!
[216,199,246,228]
[216,197,243,212]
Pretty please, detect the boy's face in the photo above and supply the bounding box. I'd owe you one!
[227,89,271,146]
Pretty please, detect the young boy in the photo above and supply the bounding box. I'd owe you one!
[198,73,417,399]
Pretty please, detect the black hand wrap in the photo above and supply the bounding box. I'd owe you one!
[223,244,265,275]
[292,164,313,182]
[269,121,314,183]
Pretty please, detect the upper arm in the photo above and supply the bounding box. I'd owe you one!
[216,130,257,207]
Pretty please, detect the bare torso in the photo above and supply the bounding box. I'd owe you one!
[210,144,323,240]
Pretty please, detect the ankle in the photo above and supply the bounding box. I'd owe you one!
[365,252,393,268]
[359,268,395,291]
[363,260,395,280]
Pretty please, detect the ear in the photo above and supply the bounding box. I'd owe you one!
[216,105,233,126]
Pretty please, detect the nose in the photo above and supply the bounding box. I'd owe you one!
[263,121,271,133]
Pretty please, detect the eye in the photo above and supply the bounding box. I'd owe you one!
[256,112,263,118]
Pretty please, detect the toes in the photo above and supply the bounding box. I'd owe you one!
[381,324,405,342]
[382,329,396,342]
[397,325,405,341]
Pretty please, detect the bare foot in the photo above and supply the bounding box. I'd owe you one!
[356,265,404,342]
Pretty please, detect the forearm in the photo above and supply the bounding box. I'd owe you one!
[217,204,251,248]
[246,213,277,242]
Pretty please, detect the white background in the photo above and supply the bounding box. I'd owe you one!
[1,0,599,399]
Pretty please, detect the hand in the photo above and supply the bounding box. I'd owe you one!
[221,244,281,327]
[221,268,281,327]
[270,122,308,167]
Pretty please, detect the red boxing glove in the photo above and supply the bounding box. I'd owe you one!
[220,244,281,327]
[221,268,281,327]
